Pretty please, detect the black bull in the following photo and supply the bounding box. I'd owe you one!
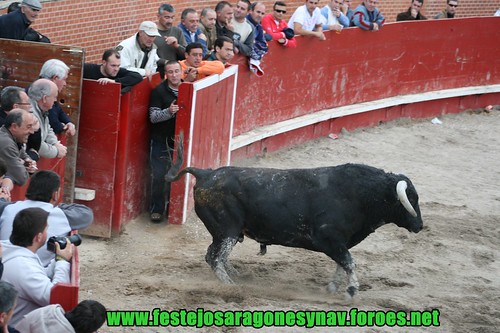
[166,139,423,297]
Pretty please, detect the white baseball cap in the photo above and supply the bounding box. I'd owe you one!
[139,21,161,37]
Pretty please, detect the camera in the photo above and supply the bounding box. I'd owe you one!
[47,234,82,253]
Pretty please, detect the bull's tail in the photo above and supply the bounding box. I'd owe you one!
[165,132,212,182]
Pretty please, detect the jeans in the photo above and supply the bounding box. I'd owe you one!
[149,138,173,215]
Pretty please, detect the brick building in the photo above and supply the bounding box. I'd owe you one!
[1,0,500,62]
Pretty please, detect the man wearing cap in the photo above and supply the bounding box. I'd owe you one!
[116,21,161,77]
[0,0,43,40]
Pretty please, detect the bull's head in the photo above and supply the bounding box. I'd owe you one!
[395,180,423,233]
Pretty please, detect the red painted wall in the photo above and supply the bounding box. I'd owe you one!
[169,68,238,225]
[230,17,500,136]
[75,79,154,237]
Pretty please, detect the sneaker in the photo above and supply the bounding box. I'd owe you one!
[150,213,162,223]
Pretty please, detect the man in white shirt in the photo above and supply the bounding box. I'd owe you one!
[321,0,350,32]
[288,0,325,40]
[231,0,255,56]
[117,21,161,77]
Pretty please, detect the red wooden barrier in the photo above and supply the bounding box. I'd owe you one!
[75,78,153,237]
[228,18,500,160]
[232,17,500,138]
[168,66,238,225]
[50,246,80,312]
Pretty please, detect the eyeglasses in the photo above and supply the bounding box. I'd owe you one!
[448,3,458,7]
[16,103,32,105]
[275,9,286,13]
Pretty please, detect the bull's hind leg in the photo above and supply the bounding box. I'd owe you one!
[205,237,238,284]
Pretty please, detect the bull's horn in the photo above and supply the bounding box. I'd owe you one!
[396,181,418,218]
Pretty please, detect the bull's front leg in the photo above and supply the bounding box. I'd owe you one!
[327,263,345,293]
[208,238,238,284]
[224,260,239,277]
[343,260,359,299]
[326,250,359,299]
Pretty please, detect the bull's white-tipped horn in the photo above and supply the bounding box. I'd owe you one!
[396,181,418,217]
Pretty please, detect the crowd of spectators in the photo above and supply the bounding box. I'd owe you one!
[1,4,103,330]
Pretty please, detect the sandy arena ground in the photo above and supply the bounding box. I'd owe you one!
[80,108,500,333]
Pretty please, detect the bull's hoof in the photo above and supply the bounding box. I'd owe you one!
[346,286,358,299]
[225,265,240,277]
[215,268,234,284]
[327,282,339,294]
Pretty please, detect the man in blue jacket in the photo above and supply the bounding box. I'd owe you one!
[178,8,208,58]
[0,0,42,40]
[352,0,385,31]
[247,2,268,76]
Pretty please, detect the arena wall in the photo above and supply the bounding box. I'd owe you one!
[226,16,500,159]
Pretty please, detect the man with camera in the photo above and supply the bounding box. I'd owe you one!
[0,207,73,327]
[0,170,92,266]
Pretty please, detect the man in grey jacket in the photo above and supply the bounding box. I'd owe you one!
[27,79,67,159]
[1,207,73,327]
[0,109,38,193]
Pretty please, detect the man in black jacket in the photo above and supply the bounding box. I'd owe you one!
[147,61,181,223]
[396,0,427,21]
[83,49,143,93]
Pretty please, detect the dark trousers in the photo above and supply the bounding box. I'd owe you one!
[149,138,173,215]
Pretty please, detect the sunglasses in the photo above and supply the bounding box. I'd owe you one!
[275,9,286,14]
[448,3,458,7]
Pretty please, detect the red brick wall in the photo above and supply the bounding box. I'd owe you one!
[1,0,499,62]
